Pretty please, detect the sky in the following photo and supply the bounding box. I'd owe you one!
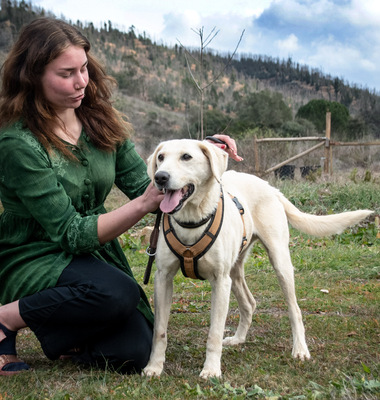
[34,0,380,92]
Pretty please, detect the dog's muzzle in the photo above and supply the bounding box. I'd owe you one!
[155,171,170,190]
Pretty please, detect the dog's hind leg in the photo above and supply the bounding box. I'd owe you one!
[270,250,310,360]
[256,206,311,360]
[223,256,256,346]
[264,239,310,360]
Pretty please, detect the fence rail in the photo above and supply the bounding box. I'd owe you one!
[253,112,380,177]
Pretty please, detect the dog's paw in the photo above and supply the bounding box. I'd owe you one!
[142,364,163,377]
[199,367,222,379]
[222,335,244,346]
[292,346,311,361]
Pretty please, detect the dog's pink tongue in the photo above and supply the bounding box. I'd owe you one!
[160,190,182,213]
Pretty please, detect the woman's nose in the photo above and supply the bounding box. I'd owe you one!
[74,73,87,90]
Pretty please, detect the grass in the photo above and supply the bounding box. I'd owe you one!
[1,178,379,399]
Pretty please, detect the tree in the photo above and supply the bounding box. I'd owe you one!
[296,99,349,137]
[232,90,292,135]
[187,108,231,137]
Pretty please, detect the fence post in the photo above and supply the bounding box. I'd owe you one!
[253,135,260,175]
[324,111,332,174]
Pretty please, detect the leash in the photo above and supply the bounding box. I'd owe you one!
[205,136,229,148]
[143,209,162,284]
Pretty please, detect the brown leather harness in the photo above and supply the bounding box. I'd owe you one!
[144,189,247,283]
[163,192,224,280]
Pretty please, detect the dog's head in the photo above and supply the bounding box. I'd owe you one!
[147,139,228,214]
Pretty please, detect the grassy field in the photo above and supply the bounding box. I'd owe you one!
[1,178,379,399]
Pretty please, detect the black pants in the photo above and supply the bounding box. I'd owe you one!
[19,255,153,374]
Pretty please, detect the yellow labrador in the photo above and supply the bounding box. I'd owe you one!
[143,139,372,379]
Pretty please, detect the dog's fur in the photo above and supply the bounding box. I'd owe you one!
[143,139,373,379]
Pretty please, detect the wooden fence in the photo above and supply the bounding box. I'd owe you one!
[253,112,380,177]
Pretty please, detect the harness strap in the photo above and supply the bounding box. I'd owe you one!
[229,194,248,251]
[163,192,224,280]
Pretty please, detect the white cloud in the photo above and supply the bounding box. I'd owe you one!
[304,36,378,87]
[161,10,202,46]
[346,0,380,27]
[275,33,299,56]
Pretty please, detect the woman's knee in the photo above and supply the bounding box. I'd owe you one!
[112,337,152,374]
[92,273,141,321]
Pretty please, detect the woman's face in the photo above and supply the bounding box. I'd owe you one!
[41,45,89,113]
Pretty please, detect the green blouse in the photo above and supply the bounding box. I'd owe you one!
[0,122,153,325]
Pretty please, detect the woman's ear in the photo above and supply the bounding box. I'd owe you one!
[199,141,228,182]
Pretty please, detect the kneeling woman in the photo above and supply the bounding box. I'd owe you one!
[0,17,164,375]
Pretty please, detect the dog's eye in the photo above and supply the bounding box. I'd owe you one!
[158,153,164,162]
[181,153,192,161]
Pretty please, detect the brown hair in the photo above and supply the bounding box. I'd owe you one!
[0,17,131,157]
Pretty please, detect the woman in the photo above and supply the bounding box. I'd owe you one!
[0,18,242,375]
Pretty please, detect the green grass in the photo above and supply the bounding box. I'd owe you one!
[1,179,379,399]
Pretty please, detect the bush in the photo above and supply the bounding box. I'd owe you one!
[280,118,317,137]
[296,99,349,137]
[231,90,292,134]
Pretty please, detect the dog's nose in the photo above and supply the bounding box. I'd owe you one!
[155,171,170,188]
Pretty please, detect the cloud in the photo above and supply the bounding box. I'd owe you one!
[346,0,380,27]
[243,0,380,89]
[161,10,202,46]
[306,36,378,87]
[275,33,299,56]
[160,10,252,56]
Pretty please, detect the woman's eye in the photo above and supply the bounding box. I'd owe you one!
[181,153,192,161]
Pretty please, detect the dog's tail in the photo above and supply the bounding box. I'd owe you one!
[279,194,373,237]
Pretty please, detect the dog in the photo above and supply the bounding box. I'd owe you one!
[142,139,373,379]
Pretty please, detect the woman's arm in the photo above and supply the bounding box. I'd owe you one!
[97,182,164,244]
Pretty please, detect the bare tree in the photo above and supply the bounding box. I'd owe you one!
[178,27,245,139]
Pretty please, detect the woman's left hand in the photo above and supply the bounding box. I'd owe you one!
[208,134,244,162]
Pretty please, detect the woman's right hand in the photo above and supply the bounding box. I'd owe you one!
[140,182,165,214]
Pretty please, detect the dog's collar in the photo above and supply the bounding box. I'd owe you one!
[172,213,214,229]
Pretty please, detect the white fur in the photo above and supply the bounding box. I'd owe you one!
[143,139,373,379]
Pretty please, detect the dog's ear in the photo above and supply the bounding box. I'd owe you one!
[147,143,164,180]
[199,141,228,182]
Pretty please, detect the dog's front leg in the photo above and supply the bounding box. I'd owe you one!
[143,268,175,377]
[200,274,232,379]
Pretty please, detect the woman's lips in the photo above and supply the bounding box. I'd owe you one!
[72,93,85,101]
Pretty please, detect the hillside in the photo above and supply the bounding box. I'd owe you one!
[0,1,379,163]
